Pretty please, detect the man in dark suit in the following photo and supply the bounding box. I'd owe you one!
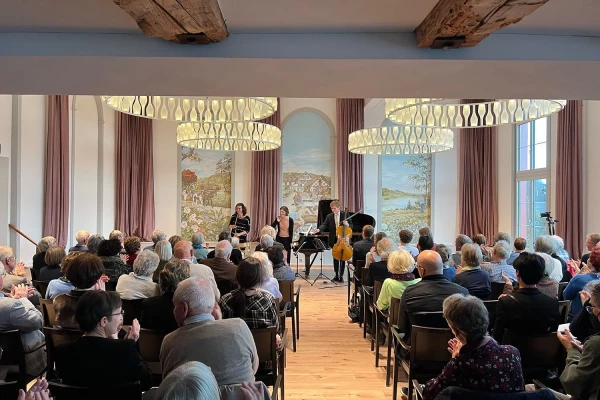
[200,240,238,287]
[352,225,374,265]
[314,200,352,282]
[397,250,468,345]
[364,238,396,286]
[492,252,560,341]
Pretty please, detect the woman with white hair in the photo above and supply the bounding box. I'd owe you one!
[32,236,57,277]
[191,233,209,261]
[153,240,173,282]
[376,250,420,310]
[116,250,160,299]
[534,235,564,283]
[252,251,282,300]
[155,361,220,400]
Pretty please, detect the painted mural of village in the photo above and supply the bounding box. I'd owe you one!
[282,171,331,227]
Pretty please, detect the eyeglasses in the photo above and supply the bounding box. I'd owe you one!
[111,310,125,317]
[586,306,597,315]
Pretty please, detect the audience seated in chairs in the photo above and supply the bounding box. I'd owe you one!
[220,257,278,329]
[580,233,600,266]
[199,240,238,287]
[450,234,472,267]
[365,237,397,287]
[352,224,375,263]
[472,234,492,261]
[140,259,190,333]
[54,290,152,391]
[69,230,89,253]
[556,280,600,400]
[39,246,66,282]
[144,229,167,251]
[86,234,104,255]
[253,251,282,301]
[376,250,420,311]
[491,232,519,265]
[160,277,259,385]
[534,235,563,283]
[268,247,295,281]
[436,244,457,281]
[98,238,130,283]
[175,240,220,301]
[481,241,518,284]
[207,231,243,266]
[398,229,419,258]
[192,233,209,261]
[45,252,81,300]
[551,235,572,283]
[53,253,106,329]
[365,232,387,269]
[0,273,45,381]
[116,250,160,300]
[398,250,468,345]
[152,239,172,282]
[416,235,435,261]
[33,236,57,275]
[563,248,600,320]
[452,243,491,300]
[417,294,524,400]
[254,226,285,253]
[123,236,141,267]
[569,280,600,341]
[0,246,29,293]
[492,252,560,341]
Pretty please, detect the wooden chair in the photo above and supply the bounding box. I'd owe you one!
[351,260,366,325]
[558,300,570,324]
[216,278,234,296]
[220,381,278,400]
[490,282,506,300]
[367,280,384,351]
[138,328,168,385]
[33,280,50,298]
[391,326,454,400]
[375,296,401,385]
[40,298,57,327]
[501,329,565,381]
[361,269,372,340]
[483,300,499,333]
[48,381,142,400]
[278,280,300,352]
[121,298,144,325]
[43,327,81,380]
[414,379,556,400]
[104,281,117,291]
[411,311,448,329]
[251,327,285,400]
[0,381,20,399]
[0,330,46,389]
[558,282,569,301]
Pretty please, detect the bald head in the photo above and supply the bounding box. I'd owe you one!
[417,250,443,276]
[174,240,193,261]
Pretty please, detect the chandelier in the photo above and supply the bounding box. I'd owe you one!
[348,124,454,155]
[177,121,281,151]
[102,96,277,122]
[385,99,566,129]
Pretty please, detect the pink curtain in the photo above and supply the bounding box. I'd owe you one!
[115,113,155,241]
[248,105,282,241]
[43,95,70,246]
[336,98,364,211]
[458,100,498,239]
[556,101,583,259]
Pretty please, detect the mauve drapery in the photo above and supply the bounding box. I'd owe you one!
[115,113,155,241]
[458,101,499,240]
[336,98,364,211]
[556,100,583,259]
[248,106,282,242]
[43,95,70,246]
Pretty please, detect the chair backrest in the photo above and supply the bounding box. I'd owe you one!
[278,280,295,304]
[30,268,40,281]
[216,278,233,296]
[373,279,384,302]
[410,326,454,375]
[411,312,448,328]
[138,328,168,376]
[388,297,402,326]
[436,386,555,400]
[558,282,568,301]
[490,282,506,300]
[121,298,144,325]
[0,330,26,374]
[33,280,50,298]
[104,281,117,291]
[43,327,82,380]
[558,300,570,324]
[251,327,278,377]
[355,260,366,284]
[501,329,564,372]
[40,298,57,327]
[48,381,142,400]
[483,300,498,331]
[0,381,20,399]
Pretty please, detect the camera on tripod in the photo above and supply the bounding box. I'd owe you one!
[540,211,558,235]
[540,211,552,219]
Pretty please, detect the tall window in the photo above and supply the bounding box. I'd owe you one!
[515,118,549,247]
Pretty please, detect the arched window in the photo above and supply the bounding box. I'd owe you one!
[282,111,333,232]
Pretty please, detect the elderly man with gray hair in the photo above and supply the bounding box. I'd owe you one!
[494,232,519,265]
[200,240,237,287]
[143,229,167,251]
[160,278,258,386]
[69,230,90,253]
[481,240,518,284]
[174,241,220,301]
[451,234,472,267]
[116,250,161,299]
[452,243,491,300]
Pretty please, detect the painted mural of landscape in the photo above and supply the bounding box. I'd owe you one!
[180,147,232,241]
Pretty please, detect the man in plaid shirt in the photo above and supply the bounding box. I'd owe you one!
[482,241,517,284]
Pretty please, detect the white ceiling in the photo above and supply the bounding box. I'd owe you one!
[1,0,599,36]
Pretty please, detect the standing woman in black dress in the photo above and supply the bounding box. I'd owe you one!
[271,206,294,264]
[229,203,251,245]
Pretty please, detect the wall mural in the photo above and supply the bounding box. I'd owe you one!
[380,154,432,242]
[282,111,333,234]
[180,147,232,241]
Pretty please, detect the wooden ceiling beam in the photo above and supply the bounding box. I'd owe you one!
[113,0,228,43]
[416,0,550,48]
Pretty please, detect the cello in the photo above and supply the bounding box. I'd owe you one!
[332,207,353,262]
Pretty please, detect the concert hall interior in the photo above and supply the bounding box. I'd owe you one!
[1,1,600,399]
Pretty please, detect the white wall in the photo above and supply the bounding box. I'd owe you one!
[584,101,600,235]
[0,95,12,245]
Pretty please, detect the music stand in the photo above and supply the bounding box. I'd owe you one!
[311,237,335,285]
[293,239,314,286]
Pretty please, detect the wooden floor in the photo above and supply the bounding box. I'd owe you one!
[283,265,404,399]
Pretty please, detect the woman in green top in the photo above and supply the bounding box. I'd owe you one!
[377,250,421,310]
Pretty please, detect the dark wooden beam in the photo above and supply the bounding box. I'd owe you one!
[416,0,550,48]
[113,0,228,43]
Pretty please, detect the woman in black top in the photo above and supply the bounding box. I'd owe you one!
[271,206,294,264]
[39,247,66,281]
[229,203,251,244]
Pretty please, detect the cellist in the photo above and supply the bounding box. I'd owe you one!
[314,200,352,282]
